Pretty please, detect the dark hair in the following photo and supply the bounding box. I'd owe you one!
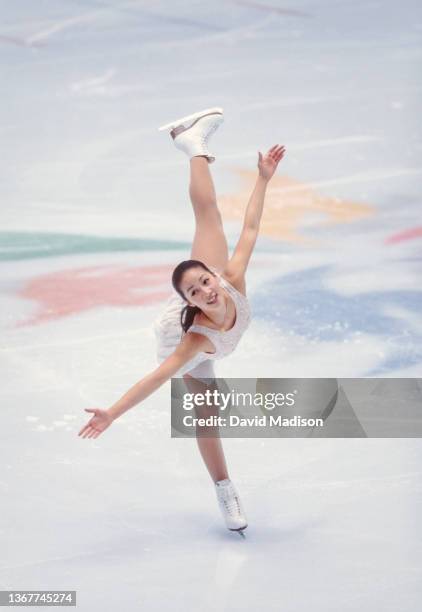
[172,260,215,333]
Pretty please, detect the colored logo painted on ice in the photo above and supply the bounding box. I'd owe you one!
[18,264,175,326]
[251,267,422,374]
[219,171,374,245]
[385,226,422,244]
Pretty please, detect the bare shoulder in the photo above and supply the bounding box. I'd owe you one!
[219,269,247,296]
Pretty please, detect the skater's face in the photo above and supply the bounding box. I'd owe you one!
[180,267,221,310]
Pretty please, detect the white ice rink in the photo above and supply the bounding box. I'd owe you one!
[1,1,421,610]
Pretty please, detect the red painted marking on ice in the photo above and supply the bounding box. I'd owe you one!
[17,264,175,326]
[385,227,422,244]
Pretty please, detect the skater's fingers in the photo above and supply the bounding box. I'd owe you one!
[275,147,285,160]
[78,422,92,436]
[269,145,284,157]
[81,426,95,439]
[268,146,284,160]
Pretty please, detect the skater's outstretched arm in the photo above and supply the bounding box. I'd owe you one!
[78,332,209,439]
[224,144,285,283]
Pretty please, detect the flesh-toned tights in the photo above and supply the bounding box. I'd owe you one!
[183,157,229,483]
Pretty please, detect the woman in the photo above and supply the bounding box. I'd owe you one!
[78,107,285,533]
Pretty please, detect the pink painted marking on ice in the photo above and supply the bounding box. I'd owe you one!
[385,227,422,244]
[17,264,175,327]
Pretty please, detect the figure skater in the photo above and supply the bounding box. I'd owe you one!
[78,107,285,533]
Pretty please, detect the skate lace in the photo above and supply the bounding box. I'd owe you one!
[220,489,242,517]
[200,123,218,146]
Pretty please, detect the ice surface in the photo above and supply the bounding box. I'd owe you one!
[1,0,421,610]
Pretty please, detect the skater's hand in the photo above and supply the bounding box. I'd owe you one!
[78,408,114,439]
[258,145,285,181]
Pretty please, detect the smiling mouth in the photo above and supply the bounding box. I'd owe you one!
[206,293,217,305]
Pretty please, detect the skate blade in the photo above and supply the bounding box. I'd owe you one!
[158,107,223,131]
[229,525,248,537]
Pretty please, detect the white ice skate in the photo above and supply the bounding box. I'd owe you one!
[215,478,248,534]
[158,107,224,163]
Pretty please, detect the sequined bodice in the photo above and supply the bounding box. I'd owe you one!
[154,269,251,378]
[187,271,251,359]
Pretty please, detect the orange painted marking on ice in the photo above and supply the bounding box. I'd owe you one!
[385,227,422,244]
[17,264,175,326]
[219,170,374,246]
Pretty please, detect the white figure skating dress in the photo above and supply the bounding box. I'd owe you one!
[154,270,251,383]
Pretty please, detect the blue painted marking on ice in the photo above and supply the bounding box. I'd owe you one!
[251,266,422,370]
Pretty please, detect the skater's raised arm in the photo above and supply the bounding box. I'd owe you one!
[78,332,208,439]
[224,145,285,281]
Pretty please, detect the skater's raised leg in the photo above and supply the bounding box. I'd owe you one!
[159,107,228,270]
[189,157,229,272]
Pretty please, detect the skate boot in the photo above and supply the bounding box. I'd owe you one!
[215,478,248,532]
[158,107,224,163]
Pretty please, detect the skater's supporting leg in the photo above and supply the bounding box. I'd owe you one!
[189,157,229,272]
[195,436,229,484]
[183,373,229,483]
